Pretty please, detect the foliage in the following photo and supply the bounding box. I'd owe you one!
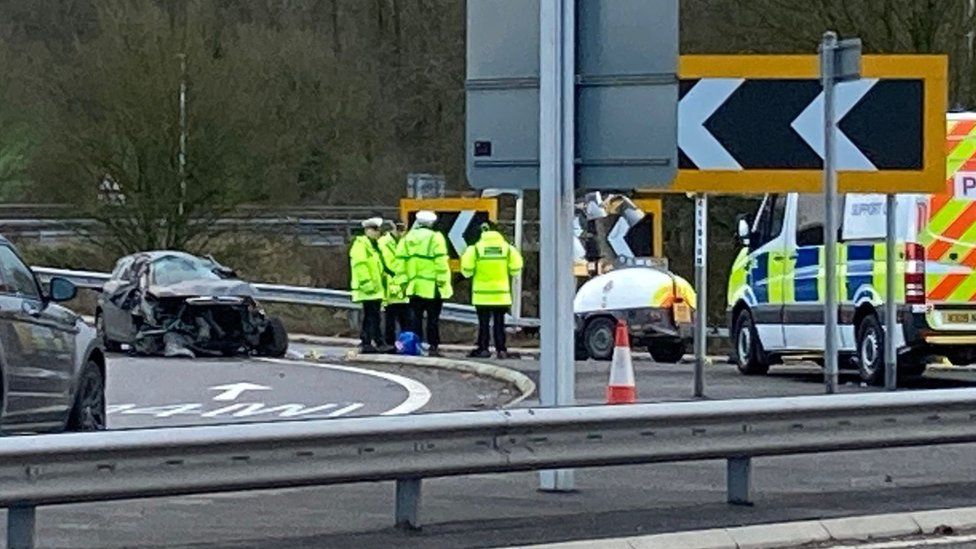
[1,0,972,323]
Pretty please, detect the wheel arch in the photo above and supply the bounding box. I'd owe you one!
[853,302,880,332]
[730,300,751,332]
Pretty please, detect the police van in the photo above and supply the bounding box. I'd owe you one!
[727,113,976,385]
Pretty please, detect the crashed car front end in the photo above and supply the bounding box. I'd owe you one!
[132,290,276,358]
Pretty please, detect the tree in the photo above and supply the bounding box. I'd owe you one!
[683,0,976,106]
[21,1,343,253]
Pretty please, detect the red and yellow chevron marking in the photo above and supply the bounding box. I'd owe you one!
[924,118,976,261]
[928,273,968,301]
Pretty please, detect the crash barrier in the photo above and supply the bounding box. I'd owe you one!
[31,267,542,329]
[4,389,976,548]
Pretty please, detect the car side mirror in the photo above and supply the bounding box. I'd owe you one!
[736,217,751,246]
[47,277,77,303]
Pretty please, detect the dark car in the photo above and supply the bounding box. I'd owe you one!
[0,237,106,432]
[96,251,288,358]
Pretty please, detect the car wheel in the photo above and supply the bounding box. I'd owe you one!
[68,361,106,432]
[733,310,769,376]
[856,314,885,386]
[583,317,617,361]
[648,342,686,363]
[256,317,288,357]
[96,312,123,353]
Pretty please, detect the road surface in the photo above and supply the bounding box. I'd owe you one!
[12,355,976,548]
[103,345,515,428]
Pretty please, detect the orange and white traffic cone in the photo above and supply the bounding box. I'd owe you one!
[606,319,637,404]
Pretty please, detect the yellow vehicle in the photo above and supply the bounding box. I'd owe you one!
[727,113,976,384]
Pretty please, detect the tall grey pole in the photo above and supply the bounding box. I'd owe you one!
[178,52,188,218]
[538,0,576,492]
[512,191,525,322]
[821,32,840,395]
[884,193,898,390]
[694,194,708,398]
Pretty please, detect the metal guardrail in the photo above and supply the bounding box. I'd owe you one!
[31,267,542,329]
[5,389,976,547]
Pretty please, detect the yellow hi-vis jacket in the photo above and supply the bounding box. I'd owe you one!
[395,226,453,300]
[460,230,523,307]
[377,233,408,304]
[349,235,385,302]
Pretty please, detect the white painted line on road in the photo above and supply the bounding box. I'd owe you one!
[256,358,432,415]
[827,533,976,548]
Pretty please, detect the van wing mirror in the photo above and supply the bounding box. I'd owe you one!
[736,216,751,246]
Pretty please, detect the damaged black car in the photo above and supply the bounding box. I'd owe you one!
[95,251,288,358]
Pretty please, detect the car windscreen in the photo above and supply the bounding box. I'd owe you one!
[151,256,221,286]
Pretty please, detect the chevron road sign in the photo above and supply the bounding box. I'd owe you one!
[399,198,498,271]
[671,55,947,194]
[606,198,662,259]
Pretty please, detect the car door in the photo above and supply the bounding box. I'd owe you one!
[783,194,845,351]
[0,245,76,431]
[102,257,140,343]
[745,194,789,350]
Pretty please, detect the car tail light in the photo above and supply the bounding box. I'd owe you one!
[905,242,926,305]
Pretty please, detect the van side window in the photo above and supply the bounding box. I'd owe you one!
[752,194,785,250]
[796,194,845,247]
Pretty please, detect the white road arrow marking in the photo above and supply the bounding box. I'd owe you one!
[608,217,635,258]
[209,382,271,401]
[791,78,879,171]
[678,78,745,170]
[449,210,475,256]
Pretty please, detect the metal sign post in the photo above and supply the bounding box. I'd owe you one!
[885,194,898,390]
[820,32,862,395]
[694,194,707,398]
[537,0,576,492]
[513,191,526,322]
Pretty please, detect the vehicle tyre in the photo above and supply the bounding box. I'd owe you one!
[583,317,617,361]
[257,317,288,357]
[733,310,769,376]
[856,314,885,386]
[95,312,123,353]
[68,360,106,432]
[648,342,686,363]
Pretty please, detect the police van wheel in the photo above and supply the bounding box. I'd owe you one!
[583,317,617,361]
[733,311,769,376]
[856,314,885,386]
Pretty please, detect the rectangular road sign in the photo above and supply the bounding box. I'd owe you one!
[673,55,947,194]
[399,198,498,271]
[466,0,678,191]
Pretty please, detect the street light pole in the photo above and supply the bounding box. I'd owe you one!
[177,53,188,219]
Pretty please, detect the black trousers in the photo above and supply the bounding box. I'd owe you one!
[360,300,383,347]
[384,303,412,346]
[476,306,508,352]
[410,297,443,348]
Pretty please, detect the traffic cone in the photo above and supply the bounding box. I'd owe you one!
[606,320,637,404]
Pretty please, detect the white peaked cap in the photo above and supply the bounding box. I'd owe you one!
[361,217,383,228]
[416,210,437,225]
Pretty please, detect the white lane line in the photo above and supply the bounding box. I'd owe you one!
[256,358,432,415]
[827,533,976,548]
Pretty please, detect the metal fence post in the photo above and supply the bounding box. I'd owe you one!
[8,505,36,549]
[726,457,752,506]
[395,478,422,530]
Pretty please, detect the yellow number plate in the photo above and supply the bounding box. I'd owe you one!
[946,312,976,324]
[673,303,692,324]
